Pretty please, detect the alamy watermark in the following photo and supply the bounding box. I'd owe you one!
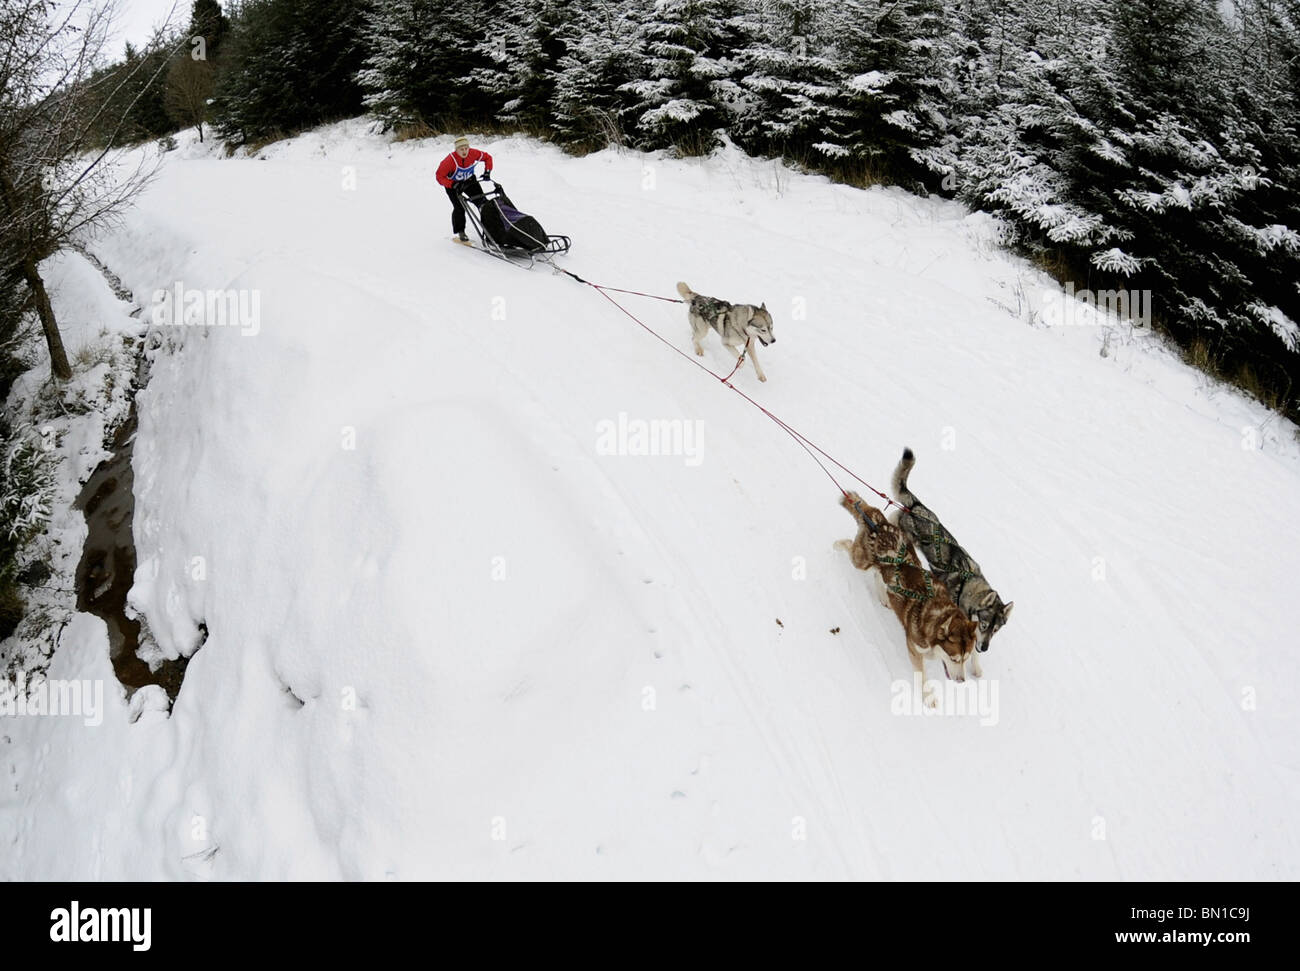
[151,281,261,336]
[50,901,150,950]
[1042,282,1152,328]
[1,674,104,727]
[595,412,705,467]
[890,674,999,726]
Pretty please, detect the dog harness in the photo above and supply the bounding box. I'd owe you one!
[851,499,935,603]
[875,547,935,603]
[693,295,732,322]
[904,508,980,590]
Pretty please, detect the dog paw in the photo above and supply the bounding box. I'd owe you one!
[924,692,939,709]
[758,374,767,382]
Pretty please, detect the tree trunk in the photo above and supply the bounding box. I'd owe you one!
[21,257,72,380]
[0,158,72,380]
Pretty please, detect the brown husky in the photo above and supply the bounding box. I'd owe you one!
[834,491,980,706]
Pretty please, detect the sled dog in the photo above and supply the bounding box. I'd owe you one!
[835,491,980,704]
[676,281,775,382]
[890,448,1013,653]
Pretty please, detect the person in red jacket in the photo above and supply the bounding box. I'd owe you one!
[436,135,494,242]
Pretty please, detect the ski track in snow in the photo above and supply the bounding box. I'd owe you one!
[1,120,1297,879]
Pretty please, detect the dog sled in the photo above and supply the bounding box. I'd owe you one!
[456,177,570,267]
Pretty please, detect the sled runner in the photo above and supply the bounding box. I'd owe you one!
[456,177,571,267]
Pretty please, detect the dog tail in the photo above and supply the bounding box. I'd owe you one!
[891,447,916,506]
[676,281,695,301]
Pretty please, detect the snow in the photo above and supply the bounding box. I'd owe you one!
[1249,303,1300,353]
[1251,222,1300,255]
[846,71,892,94]
[2,118,1298,879]
[0,248,143,679]
[883,109,919,132]
[638,98,706,126]
[1088,138,1128,166]
[1090,247,1143,276]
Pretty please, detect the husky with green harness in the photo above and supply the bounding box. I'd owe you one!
[891,448,1014,653]
[675,281,776,383]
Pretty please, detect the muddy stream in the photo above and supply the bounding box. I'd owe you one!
[71,252,198,703]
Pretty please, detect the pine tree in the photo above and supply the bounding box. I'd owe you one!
[471,0,575,132]
[949,0,1300,415]
[621,0,750,153]
[188,0,230,60]
[958,6,1137,254]
[90,40,177,144]
[1111,0,1227,128]
[549,1,647,149]
[210,0,370,144]
[357,0,494,131]
[818,0,957,186]
[731,0,845,161]
[1101,0,1299,393]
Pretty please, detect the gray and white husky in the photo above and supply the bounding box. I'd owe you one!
[676,281,775,382]
[891,448,1013,653]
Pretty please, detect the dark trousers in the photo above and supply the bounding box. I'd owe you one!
[446,181,484,234]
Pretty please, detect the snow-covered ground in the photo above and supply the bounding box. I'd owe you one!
[2,119,1298,879]
[0,250,142,678]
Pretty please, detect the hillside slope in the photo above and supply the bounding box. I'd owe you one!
[2,120,1297,879]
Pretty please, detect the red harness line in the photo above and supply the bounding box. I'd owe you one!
[588,284,685,304]
[576,278,903,512]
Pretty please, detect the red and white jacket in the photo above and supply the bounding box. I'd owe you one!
[436,148,494,187]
